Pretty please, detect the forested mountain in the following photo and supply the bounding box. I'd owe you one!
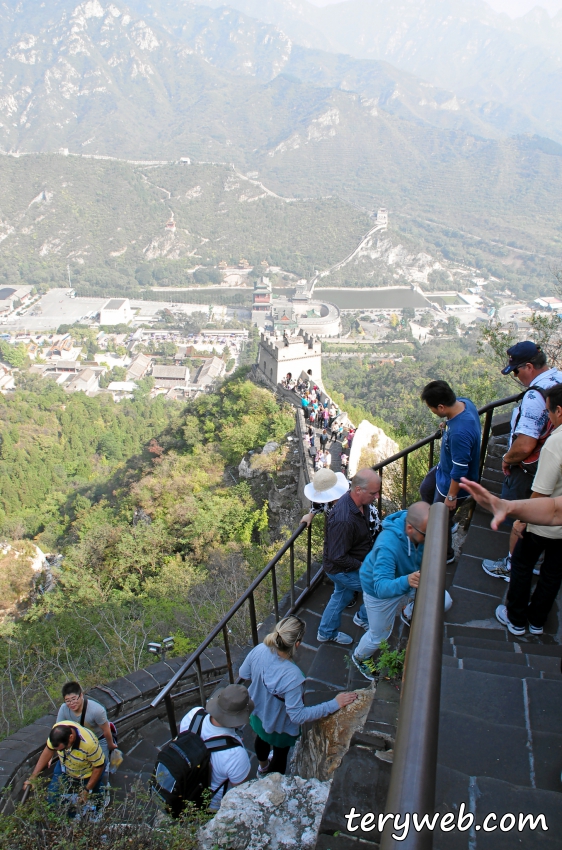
[1,0,561,298]
[0,372,297,738]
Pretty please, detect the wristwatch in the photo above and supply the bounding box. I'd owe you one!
[447,495,455,502]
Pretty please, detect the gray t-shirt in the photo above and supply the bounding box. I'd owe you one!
[56,697,108,739]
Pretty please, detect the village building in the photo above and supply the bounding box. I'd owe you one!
[99,298,133,326]
[193,356,225,389]
[126,352,152,381]
[64,368,99,395]
[152,365,189,391]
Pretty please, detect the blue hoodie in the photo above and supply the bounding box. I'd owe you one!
[360,511,424,599]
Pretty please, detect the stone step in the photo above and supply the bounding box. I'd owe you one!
[450,554,506,598]
[450,634,515,652]
[481,466,504,483]
[434,765,562,850]
[479,475,502,495]
[438,709,532,785]
[460,525,509,561]
[459,656,543,679]
[445,623,509,643]
[449,644,530,666]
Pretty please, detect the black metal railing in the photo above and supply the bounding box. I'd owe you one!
[150,519,321,737]
[380,502,449,850]
[142,392,521,741]
[372,392,522,514]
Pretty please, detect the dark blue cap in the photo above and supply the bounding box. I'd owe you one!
[501,341,541,375]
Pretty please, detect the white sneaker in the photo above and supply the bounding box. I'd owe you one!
[528,623,543,635]
[317,631,353,645]
[482,556,511,581]
[495,604,525,636]
[353,612,369,630]
[400,601,414,627]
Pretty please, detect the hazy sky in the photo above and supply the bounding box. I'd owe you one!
[308,0,562,16]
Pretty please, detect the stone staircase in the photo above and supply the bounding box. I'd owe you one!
[434,416,562,848]
[313,414,562,849]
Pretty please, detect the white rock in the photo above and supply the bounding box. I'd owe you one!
[261,441,280,455]
[198,773,330,850]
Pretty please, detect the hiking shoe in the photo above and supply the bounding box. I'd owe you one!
[446,555,456,565]
[451,522,459,534]
[353,612,369,630]
[317,631,353,645]
[351,653,377,681]
[482,556,510,581]
[495,604,525,636]
[400,601,414,626]
[529,623,544,635]
[346,591,359,608]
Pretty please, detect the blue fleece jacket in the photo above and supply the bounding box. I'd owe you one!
[360,511,424,599]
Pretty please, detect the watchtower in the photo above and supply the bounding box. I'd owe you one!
[256,331,322,387]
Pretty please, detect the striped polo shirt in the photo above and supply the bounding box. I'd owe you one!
[47,721,105,779]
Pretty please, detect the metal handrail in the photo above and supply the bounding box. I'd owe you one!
[372,392,522,514]
[137,392,523,739]
[150,518,321,736]
[380,503,449,850]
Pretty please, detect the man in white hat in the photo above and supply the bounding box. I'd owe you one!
[179,684,252,811]
[310,469,383,645]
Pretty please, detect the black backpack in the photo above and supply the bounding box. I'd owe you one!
[151,709,243,817]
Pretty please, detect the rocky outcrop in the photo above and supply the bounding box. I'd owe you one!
[0,541,51,622]
[292,686,375,781]
[348,419,399,479]
[198,773,330,850]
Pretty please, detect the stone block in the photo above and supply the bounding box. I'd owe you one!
[441,667,526,727]
[307,644,350,689]
[525,678,562,733]
[105,677,142,703]
[373,680,400,704]
[144,660,176,686]
[319,745,392,842]
[125,669,159,695]
[366,698,399,727]
[438,709,531,785]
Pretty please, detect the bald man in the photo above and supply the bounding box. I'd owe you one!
[352,502,452,680]
[317,469,383,645]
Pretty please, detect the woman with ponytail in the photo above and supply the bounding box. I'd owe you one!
[238,616,357,775]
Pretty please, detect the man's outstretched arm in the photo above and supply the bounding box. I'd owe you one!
[460,477,562,529]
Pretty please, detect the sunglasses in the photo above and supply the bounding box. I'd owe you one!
[410,524,426,538]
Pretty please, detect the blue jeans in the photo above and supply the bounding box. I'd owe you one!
[47,760,106,812]
[317,571,367,639]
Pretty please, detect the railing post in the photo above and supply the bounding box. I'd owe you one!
[378,466,383,516]
[222,626,235,683]
[248,591,259,646]
[271,565,279,621]
[401,454,408,509]
[478,409,494,483]
[306,521,312,587]
[195,656,206,707]
[428,439,434,471]
[164,692,177,739]
[289,542,295,609]
[380,502,448,850]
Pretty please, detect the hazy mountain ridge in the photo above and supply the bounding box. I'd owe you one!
[201,0,562,142]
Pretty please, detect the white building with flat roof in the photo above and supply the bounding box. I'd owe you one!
[100,298,132,326]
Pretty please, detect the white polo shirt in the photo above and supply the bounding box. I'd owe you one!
[179,707,250,810]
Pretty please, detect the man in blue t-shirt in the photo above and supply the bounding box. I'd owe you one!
[420,380,481,562]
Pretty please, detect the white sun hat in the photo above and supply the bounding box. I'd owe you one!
[304,468,349,503]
